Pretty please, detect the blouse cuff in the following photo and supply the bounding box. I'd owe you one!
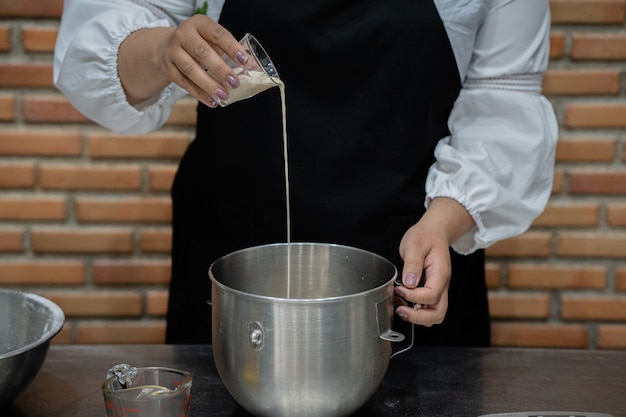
[425,89,557,256]
[106,20,183,131]
[55,11,187,134]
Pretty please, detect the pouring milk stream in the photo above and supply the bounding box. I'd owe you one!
[220,34,291,296]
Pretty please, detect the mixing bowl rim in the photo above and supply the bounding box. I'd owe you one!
[0,289,65,360]
[208,242,398,303]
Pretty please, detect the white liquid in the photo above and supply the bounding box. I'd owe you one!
[233,74,289,244]
[276,80,289,245]
[273,79,291,298]
[105,385,190,417]
[113,385,176,399]
[221,70,279,106]
[227,71,291,298]
[229,72,291,297]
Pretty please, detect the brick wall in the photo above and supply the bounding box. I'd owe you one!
[1,0,625,349]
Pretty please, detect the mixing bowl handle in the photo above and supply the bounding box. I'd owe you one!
[390,321,414,359]
[375,297,414,359]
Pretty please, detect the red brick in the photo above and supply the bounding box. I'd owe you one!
[31,228,134,254]
[608,203,626,227]
[618,268,626,291]
[555,137,616,162]
[0,25,9,51]
[565,103,626,128]
[0,229,23,252]
[75,197,171,223]
[0,63,53,88]
[549,32,565,59]
[3,0,626,351]
[0,131,82,156]
[598,325,626,349]
[542,69,620,95]
[569,170,626,194]
[0,0,63,18]
[550,0,625,24]
[0,94,14,121]
[489,293,551,319]
[485,263,501,289]
[552,169,565,193]
[44,291,143,317]
[0,196,66,220]
[508,264,607,289]
[40,164,141,190]
[76,321,166,344]
[558,232,626,258]
[532,202,599,227]
[491,322,588,348]
[485,232,552,258]
[92,260,171,285]
[0,261,85,285]
[148,165,177,191]
[571,33,626,60]
[51,325,73,345]
[0,163,35,188]
[146,290,169,316]
[22,26,58,52]
[23,95,91,124]
[140,228,172,253]
[89,133,190,159]
[562,296,626,320]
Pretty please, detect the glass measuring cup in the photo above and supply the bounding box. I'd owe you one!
[102,365,192,417]
[219,33,280,106]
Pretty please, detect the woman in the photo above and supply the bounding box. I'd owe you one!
[54,0,558,346]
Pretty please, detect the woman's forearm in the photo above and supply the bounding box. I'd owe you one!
[117,15,246,109]
[422,197,475,246]
[118,27,175,106]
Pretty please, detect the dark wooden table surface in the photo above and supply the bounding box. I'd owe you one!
[6,345,626,417]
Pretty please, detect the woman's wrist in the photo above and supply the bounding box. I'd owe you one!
[422,197,475,246]
[118,27,174,106]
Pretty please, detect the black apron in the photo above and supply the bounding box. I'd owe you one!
[166,0,490,346]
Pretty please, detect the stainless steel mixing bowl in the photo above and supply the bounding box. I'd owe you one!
[209,243,407,417]
[0,289,65,408]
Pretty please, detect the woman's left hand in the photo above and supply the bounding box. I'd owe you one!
[394,197,475,326]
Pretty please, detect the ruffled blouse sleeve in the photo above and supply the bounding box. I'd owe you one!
[427,0,558,254]
[53,0,224,134]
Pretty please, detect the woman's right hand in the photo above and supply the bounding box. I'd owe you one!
[118,14,247,108]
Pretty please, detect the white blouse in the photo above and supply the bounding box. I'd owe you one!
[53,0,558,254]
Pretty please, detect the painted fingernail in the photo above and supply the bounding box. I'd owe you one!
[396,308,408,320]
[227,75,240,88]
[236,51,248,64]
[404,273,417,287]
[215,88,229,101]
[207,97,218,108]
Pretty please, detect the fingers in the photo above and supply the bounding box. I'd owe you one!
[394,289,448,327]
[394,282,441,306]
[161,38,223,107]
[199,24,249,70]
[394,266,450,326]
[396,222,452,327]
[398,223,425,289]
[160,15,247,107]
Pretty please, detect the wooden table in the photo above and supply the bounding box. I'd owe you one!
[6,345,626,416]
